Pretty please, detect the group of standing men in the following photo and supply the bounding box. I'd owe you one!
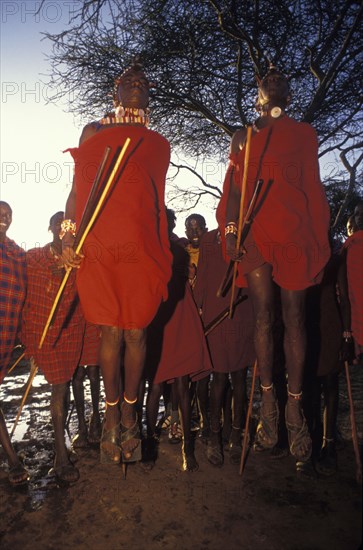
[1,61,362,487]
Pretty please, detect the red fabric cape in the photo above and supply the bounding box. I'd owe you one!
[216,116,331,290]
[145,241,212,384]
[67,125,172,329]
[0,237,26,383]
[342,230,363,346]
[193,229,255,373]
[21,245,84,384]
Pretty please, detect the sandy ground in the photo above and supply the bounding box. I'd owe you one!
[0,361,362,550]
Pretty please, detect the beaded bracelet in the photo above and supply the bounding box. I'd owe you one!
[225,222,238,237]
[343,330,353,341]
[59,219,77,240]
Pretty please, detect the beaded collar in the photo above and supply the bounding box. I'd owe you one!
[100,106,149,127]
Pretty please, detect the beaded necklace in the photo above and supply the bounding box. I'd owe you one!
[100,106,149,127]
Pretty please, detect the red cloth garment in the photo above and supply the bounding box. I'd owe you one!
[216,116,331,290]
[21,244,85,385]
[67,125,172,329]
[342,230,363,346]
[193,230,255,373]
[79,322,101,366]
[0,237,27,383]
[145,241,212,384]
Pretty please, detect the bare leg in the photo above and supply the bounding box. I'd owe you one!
[281,288,312,462]
[207,372,227,466]
[72,366,88,447]
[247,265,279,451]
[196,375,210,439]
[99,326,123,462]
[230,369,248,443]
[51,382,79,482]
[87,365,102,443]
[175,375,198,472]
[317,372,339,475]
[146,382,163,437]
[121,328,146,460]
[0,407,29,485]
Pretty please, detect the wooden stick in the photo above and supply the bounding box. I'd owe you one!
[38,138,131,349]
[239,360,257,476]
[228,125,253,318]
[10,358,38,438]
[74,145,111,248]
[217,178,264,298]
[344,361,362,484]
[7,351,26,375]
[204,294,246,336]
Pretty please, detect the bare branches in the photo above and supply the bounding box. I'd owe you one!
[41,0,363,222]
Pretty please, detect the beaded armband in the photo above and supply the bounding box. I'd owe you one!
[225,222,238,237]
[59,219,77,240]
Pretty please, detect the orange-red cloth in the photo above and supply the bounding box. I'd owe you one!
[79,322,101,366]
[193,229,255,373]
[145,241,212,384]
[21,245,84,385]
[342,230,363,346]
[67,125,172,329]
[216,116,331,290]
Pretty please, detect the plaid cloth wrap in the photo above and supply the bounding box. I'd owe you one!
[21,244,85,384]
[0,237,27,383]
[79,322,101,366]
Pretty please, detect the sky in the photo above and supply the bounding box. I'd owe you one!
[0,0,220,250]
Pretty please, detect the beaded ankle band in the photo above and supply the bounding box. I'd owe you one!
[261,383,274,392]
[288,389,302,400]
[106,397,120,408]
[124,395,137,405]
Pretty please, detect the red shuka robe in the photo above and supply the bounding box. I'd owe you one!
[67,124,172,329]
[217,116,331,290]
[21,244,84,385]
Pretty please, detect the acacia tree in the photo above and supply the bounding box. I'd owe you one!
[43,0,363,231]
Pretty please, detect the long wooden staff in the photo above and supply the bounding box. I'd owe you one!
[75,146,112,246]
[344,360,362,483]
[38,138,131,349]
[204,294,246,336]
[217,178,264,298]
[10,358,38,438]
[228,125,253,318]
[7,351,26,375]
[239,360,257,476]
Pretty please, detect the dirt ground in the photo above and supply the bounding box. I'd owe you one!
[0,361,362,550]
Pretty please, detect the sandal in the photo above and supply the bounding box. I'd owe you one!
[206,430,223,467]
[8,462,30,486]
[228,427,244,465]
[160,414,171,430]
[168,422,183,444]
[285,395,312,462]
[182,440,199,472]
[120,402,141,463]
[53,463,80,484]
[100,422,121,464]
[253,389,279,452]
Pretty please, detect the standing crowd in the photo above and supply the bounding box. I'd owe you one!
[1,63,362,487]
